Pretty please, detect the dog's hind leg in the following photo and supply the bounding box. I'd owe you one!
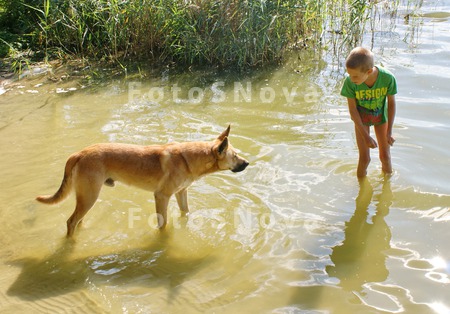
[66,179,102,237]
[175,189,189,215]
[154,192,170,229]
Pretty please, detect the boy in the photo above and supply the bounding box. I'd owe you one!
[341,47,397,178]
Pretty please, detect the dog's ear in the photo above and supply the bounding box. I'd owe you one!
[217,137,229,156]
[217,125,231,140]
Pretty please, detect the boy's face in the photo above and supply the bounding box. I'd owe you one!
[346,67,372,85]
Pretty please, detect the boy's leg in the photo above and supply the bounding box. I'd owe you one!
[374,123,392,175]
[354,125,371,178]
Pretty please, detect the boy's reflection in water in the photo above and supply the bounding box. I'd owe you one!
[326,177,393,291]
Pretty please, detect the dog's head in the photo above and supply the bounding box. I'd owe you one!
[214,125,249,173]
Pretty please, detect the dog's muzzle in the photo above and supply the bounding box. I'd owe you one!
[232,161,249,173]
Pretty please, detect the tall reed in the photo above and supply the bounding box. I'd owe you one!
[0,0,390,70]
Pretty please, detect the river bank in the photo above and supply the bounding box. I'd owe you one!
[0,0,377,72]
[0,57,132,96]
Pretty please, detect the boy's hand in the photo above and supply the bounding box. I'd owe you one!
[387,135,395,146]
[387,130,395,146]
[366,136,378,149]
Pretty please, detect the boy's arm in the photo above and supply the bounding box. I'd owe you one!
[347,98,377,148]
[387,95,396,145]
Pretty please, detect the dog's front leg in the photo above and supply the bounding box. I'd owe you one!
[175,189,189,215]
[154,192,170,229]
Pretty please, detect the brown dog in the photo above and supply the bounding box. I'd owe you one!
[36,126,249,237]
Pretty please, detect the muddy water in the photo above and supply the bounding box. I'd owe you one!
[1,1,450,313]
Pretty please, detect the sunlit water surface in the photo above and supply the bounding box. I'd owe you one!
[1,1,449,313]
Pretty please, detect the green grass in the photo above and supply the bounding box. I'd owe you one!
[0,0,399,71]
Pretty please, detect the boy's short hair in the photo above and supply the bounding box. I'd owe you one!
[345,47,374,72]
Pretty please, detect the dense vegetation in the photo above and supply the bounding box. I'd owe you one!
[0,0,373,70]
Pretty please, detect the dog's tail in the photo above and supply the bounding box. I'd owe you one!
[36,153,81,205]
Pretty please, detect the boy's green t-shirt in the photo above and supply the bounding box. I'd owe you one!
[341,66,397,125]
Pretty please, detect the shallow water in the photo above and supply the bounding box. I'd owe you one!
[1,1,449,313]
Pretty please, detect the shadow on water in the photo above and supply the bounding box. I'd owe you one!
[284,178,394,312]
[7,232,214,302]
[326,177,393,292]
